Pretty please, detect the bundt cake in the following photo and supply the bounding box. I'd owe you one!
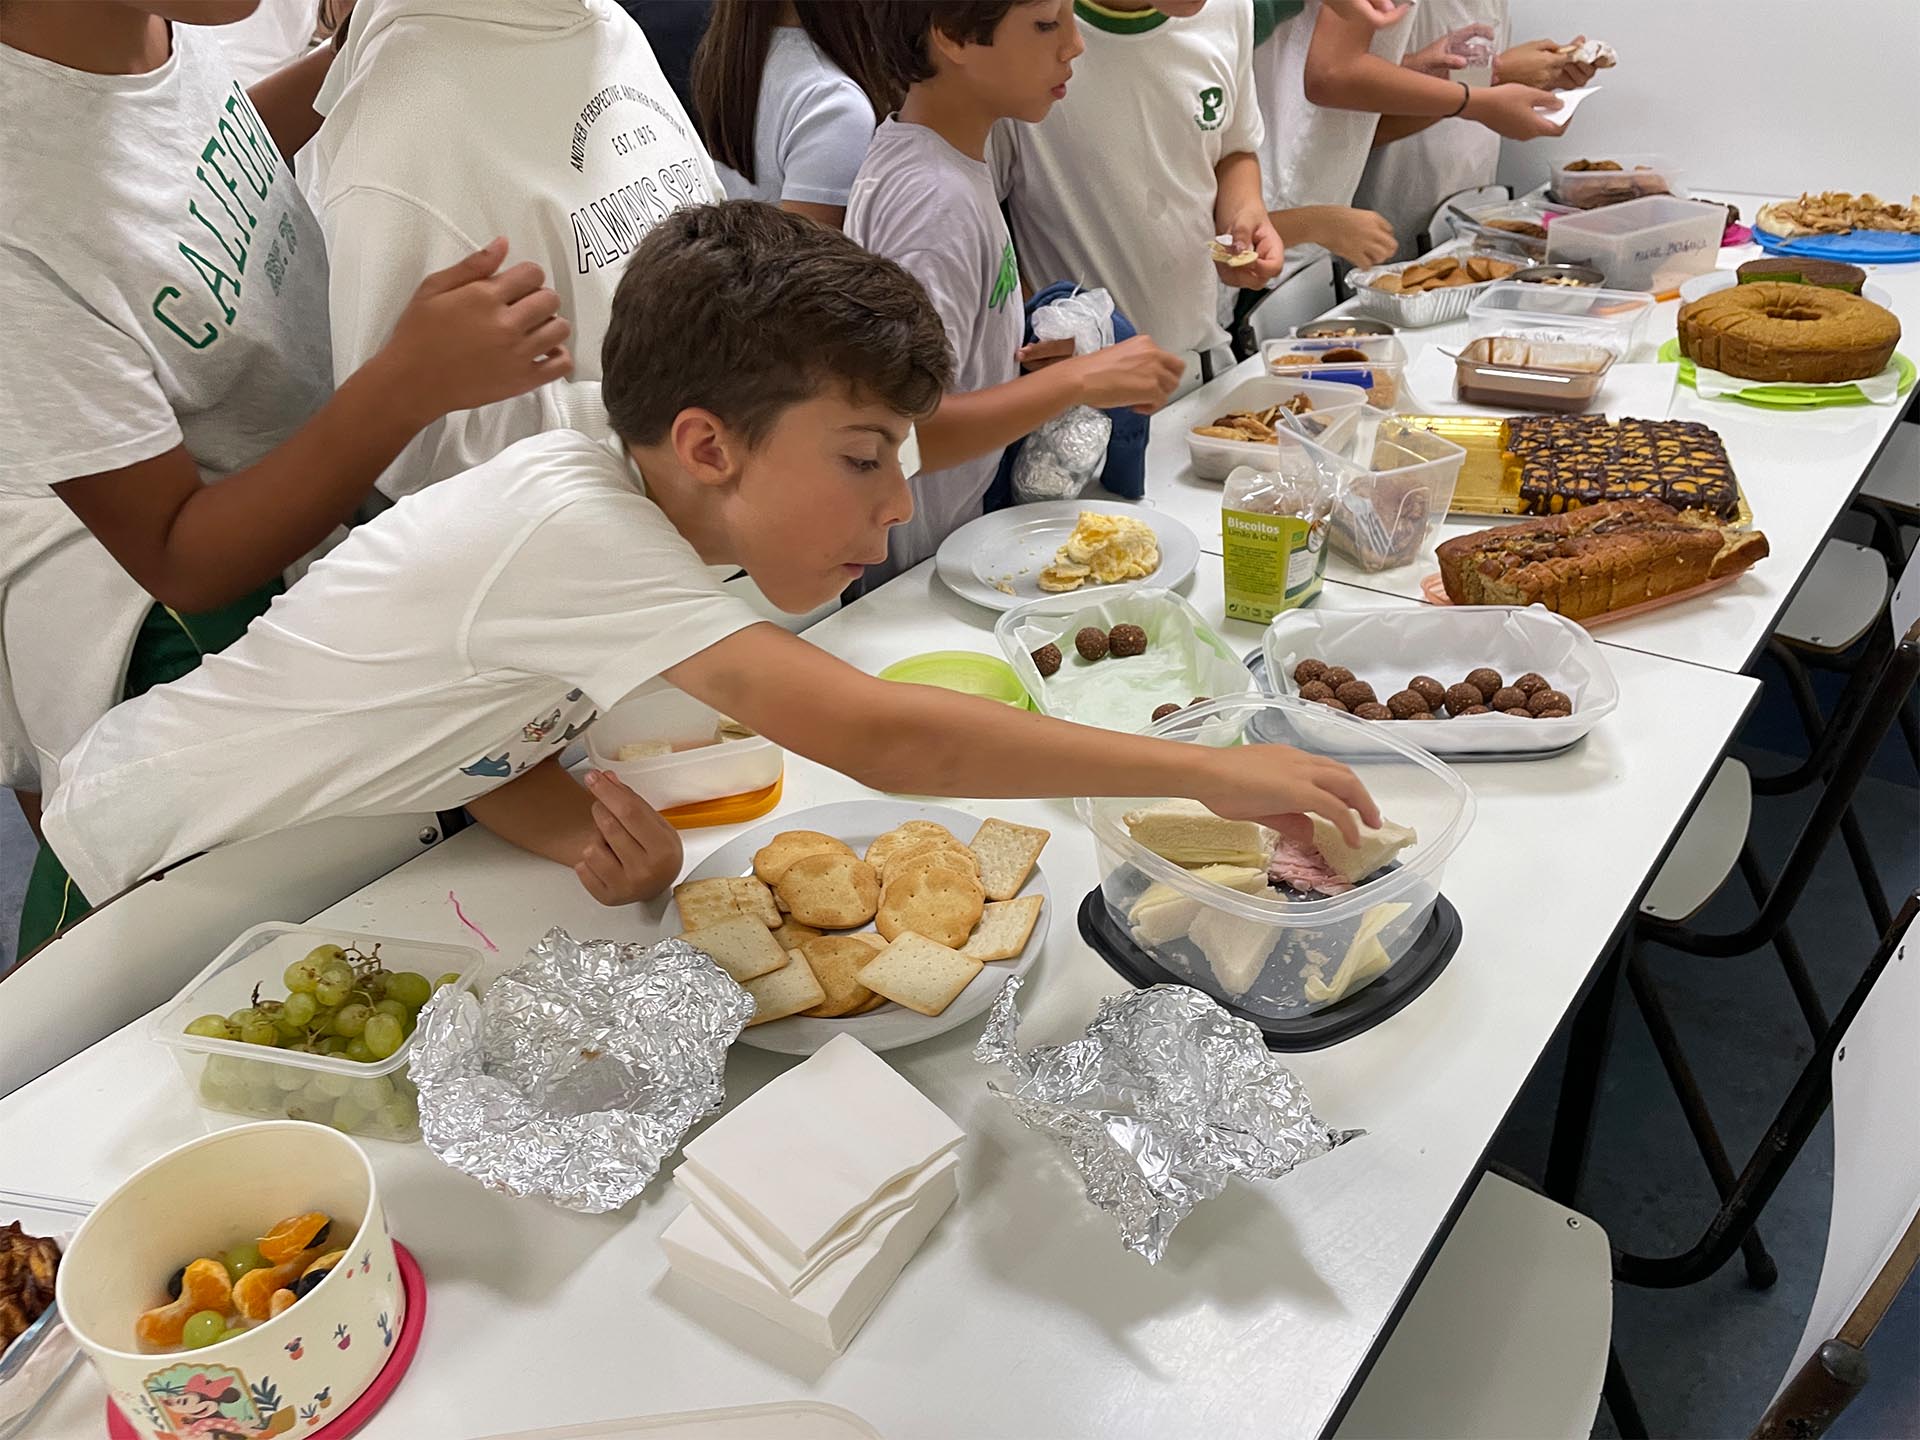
[1676,282,1900,383]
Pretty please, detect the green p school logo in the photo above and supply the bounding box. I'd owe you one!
[989,240,1019,311]
[1195,85,1225,131]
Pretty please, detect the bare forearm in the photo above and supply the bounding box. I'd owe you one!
[464,758,593,865]
[246,44,335,160]
[1304,10,1469,115]
[1212,152,1265,230]
[1371,113,1444,145]
[913,365,1081,472]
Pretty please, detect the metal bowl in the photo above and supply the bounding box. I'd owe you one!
[1510,263,1606,289]
[1294,316,1398,340]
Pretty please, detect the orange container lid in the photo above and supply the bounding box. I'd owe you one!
[659,773,784,830]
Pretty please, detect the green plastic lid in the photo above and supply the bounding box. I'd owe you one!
[878,651,1030,707]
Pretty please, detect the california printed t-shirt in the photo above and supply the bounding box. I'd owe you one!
[714,27,877,208]
[845,119,1023,585]
[994,0,1264,358]
[309,0,726,498]
[0,25,332,791]
[44,430,765,900]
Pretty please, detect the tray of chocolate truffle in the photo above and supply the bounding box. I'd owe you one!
[1254,604,1620,759]
[996,589,1256,734]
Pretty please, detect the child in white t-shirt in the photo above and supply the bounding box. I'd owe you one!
[45,202,1378,910]
[308,0,726,502]
[844,0,1185,586]
[0,0,573,955]
[694,0,895,230]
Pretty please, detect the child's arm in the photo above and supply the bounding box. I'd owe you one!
[246,42,338,161]
[56,242,573,613]
[1268,205,1398,268]
[664,626,1380,842]
[912,338,1186,473]
[1213,152,1285,289]
[465,758,683,905]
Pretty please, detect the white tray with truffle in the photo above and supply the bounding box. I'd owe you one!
[933,501,1201,612]
[996,588,1257,734]
[1259,605,1621,759]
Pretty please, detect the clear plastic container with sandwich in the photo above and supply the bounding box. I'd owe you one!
[1076,697,1474,1034]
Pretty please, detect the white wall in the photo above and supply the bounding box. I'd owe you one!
[1496,0,1920,200]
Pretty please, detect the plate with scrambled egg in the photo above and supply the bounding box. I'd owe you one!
[933,501,1200,612]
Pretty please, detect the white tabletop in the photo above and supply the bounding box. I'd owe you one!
[1145,193,1918,675]
[13,554,1760,1440]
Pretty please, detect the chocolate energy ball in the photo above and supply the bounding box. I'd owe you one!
[1457,704,1492,716]
[1031,643,1062,678]
[1294,658,1330,686]
[1529,688,1572,716]
[1490,686,1528,712]
[1409,675,1446,711]
[1536,703,1574,719]
[1322,665,1356,689]
[1513,671,1550,696]
[1445,682,1485,715]
[1151,702,1182,722]
[1407,710,1440,720]
[1189,696,1211,706]
[1465,667,1504,697]
[1498,704,1534,717]
[1108,623,1149,658]
[1298,680,1336,703]
[1334,679,1377,708]
[1386,688,1431,719]
[1310,696,1350,713]
[1075,626,1109,662]
[1352,702,1393,720]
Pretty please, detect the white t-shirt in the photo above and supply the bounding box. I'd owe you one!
[308,0,726,499]
[1258,0,1414,214]
[0,25,333,792]
[993,0,1263,359]
[714,28,876,209]
[214,0,318,86]
[44,430,764,900]
[846,118,1022,586]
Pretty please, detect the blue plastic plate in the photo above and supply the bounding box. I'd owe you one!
[1752,228,1920,264]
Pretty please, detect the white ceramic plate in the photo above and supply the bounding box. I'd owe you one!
[681,800,1051,1056]
[934,500,1200,613]
[1677,268,1892,308]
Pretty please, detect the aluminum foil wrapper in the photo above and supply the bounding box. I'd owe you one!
[974,975,1360,1262]
[410,927,752,1213]
[1012,403,1113,503]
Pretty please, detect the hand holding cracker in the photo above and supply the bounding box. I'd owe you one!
[577,769,684,905]
[1212,216,1284,289]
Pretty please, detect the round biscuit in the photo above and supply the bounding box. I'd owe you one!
[863,822,961,871]
[775,853,882,928]
[875,865,985,948]
[752,829,856,886]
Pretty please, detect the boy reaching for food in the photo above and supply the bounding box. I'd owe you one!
[44,203,1376,911]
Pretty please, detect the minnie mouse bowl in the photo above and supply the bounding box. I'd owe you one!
[57,1121,404,1439]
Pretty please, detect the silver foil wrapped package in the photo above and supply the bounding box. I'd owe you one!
[411,927,752,1212]
[974,975,1359,1262]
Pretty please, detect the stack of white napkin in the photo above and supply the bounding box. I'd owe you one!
[661,1033,964,1352]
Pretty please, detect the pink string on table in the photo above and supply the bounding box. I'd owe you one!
[446,890,499,951]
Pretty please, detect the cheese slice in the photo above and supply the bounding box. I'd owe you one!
[1125,800,1276,869]
[1190,907,1278,996]
[1304,902,1412,1004]
[1125,865,1269,948]
[1308,815,1417,886]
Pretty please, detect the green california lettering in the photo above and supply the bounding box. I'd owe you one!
[989,241,1019,311]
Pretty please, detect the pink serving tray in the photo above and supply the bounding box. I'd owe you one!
[1420,568,1746,626]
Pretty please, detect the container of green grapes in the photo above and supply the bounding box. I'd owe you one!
[150,923,483,1142]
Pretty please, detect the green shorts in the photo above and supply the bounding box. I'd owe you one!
[16,582,279,961]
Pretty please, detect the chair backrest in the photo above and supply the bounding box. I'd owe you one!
[1424,184,1511,251]
[1776,904,1920,1396]
[1892,526,1920,644]
[0,812,439,1098]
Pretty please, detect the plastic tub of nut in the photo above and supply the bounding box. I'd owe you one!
[1276,404,1466,572]
[1263,334,1408,411]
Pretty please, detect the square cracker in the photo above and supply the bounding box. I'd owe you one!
[744,949,826,1026]
[726,876,782,928]
[856,933,983,1017]
[674,876,780,932]
[677,914,789,983]
[969,818,1050,901]
[960,895,1045,962]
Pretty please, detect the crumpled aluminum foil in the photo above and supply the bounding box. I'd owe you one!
[1012,403,1113,503]
[974,975,1360,1262]
[410,927,752,1213]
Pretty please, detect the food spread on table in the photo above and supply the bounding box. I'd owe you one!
[1677,282,1902,384]
[0,1221,59,1352]
[1036,509,1162,593]
[1756,191,1920,238]
[1191,394,1313,443]
[135,1211,342,1352]
[1290,658,1573,720]
[1502,415,1742,518]
[1365,253,1520,294]
[676,817,1049,1020]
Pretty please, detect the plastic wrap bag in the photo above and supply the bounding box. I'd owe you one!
[1012,289,1117,504]
[1220,460,1338,624]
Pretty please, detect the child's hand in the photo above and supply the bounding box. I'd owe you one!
[573,770,684,906]
[1497,37,1593,90]
[1403,23,1493,78]
[1314,207,1399,268]
[1214,214,1285,289]
[380,238,574,424]
[1066,335,1186,414]
[1198,746,1382,848]
[1464,84,1566,140]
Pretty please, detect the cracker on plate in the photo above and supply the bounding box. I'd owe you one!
[744,949,826,1026]
[856,933,984,1017]
[876,864,985,948]
[800,936,883,1018]
[770,917,824,952]
[864,822,961,873]
[775,852,882,928]
[969,818,1050,901]
[677,913,790,983]
[752,830,855,886]
[674,876,780,932]
[960,895,1045,962]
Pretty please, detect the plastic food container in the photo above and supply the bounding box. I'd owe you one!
[1278,404,1466,572]
[56,1122,402,1440]
[996,588,1255,733]
[1263,334,1408,410]
[1,1190,89,1431]
[877,651,1028,707]
[1453,337,1616,412]
[586,685,782,816]
[1467,280,1657,357]
[150,923,483,1141]
[1550,153,1683,209]
[1184,375,1369,481]
[1293,317,1397,341]
[1077,697,1474,1019]
[1545,195,1726,294]
[1343,249,1525,328]
[1453,200,1553,259]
